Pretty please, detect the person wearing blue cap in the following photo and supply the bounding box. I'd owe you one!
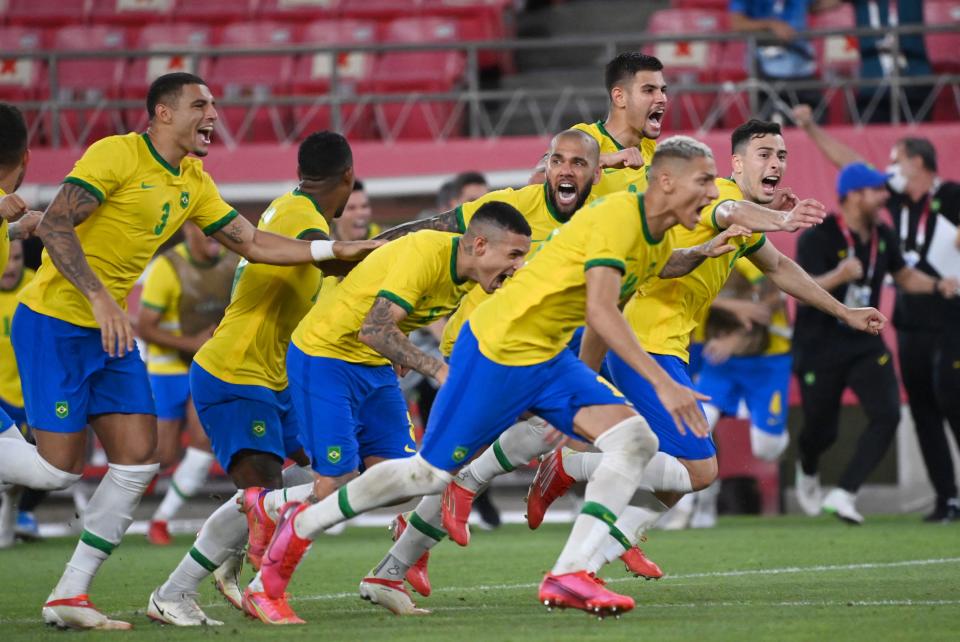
[791,162,959,524]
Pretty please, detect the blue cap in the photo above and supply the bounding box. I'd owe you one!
[837,162,888,198]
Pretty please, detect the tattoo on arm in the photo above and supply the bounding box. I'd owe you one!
[219,218,246,245]
[374,210,461,241]
[660,246,707,279]
[359,297,445,378]
[36,183,104,296]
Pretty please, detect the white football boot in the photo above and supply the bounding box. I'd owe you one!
[146,588,223,626]
[795,462,823,517]
[821,488,864,525]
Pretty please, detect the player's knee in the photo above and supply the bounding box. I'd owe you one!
[409,455,453,495]
[32,454,83,491]
[686,458,718,491]
[750,426,789,462]
[228,449,284,488]
[594,415,659,483]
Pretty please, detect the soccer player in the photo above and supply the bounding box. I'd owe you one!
[570,52,666,196]
[148,131,367,626]
[332,179,381,240]
[0,73,376,630]
[256,136,758,619]
[521,120,885,575]
[139,221,237,545]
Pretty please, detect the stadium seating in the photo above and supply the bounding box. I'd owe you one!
[925,1,960,73]
[172,0,257,25]
[0,27,46,140]
[371,17,466,139]
[258,0,342,23]
[5,0,87,27]
[206,22,298,143]
[290,20,378,140]
[89,0,175,26]
[671,0,729,9]
[809,4,859,125]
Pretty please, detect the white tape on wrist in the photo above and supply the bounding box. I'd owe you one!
[310,240,336,262]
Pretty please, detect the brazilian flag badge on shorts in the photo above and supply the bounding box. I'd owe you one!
[55,401,69,419]
[252,420,266,437]
[452,446,468,463]
[327,446,342,464]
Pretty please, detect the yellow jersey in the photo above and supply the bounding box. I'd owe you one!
[0,187,9,275]
[470,191,673,366]
[625,178,766,363]
[440,183,570,356]
[194,190,330,390]
[19,133,237,328]
[293,230,474,366]
[730,259,791,356]
[140,244,191,376]
[0,268,34,407]
[571,121,657,197]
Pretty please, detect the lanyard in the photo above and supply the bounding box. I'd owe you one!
[837,216,878,282]
[899,179,941,250]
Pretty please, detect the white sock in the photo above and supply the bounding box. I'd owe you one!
[562,451,601,482]
[0,424,25,440]
[153,447,214,523]
[640,452,693,493]
[460,417,553,492]
[374,495,445,580]
[750,425,789,461]
[281,464,315,487]
[52,462,159,599]
[263,482,315,522]
[158,491,247,598]
[589,491,668,572]
[293,455,451,540]
[0,439,81,490]
[552,417,658,575]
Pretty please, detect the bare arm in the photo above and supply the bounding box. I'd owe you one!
[893,266,959,297]
[578,324,609,372]
[659,224,754,279]
[585,266,709,436]
[136,306,213,355]
[213,215,381,265]
[747,242,886,333]
[373,209,461,242]
[714,199,826,233]
[812,257,862,292]
[8,211,42,240]
[358,297,449,384]
[792,105,864,169]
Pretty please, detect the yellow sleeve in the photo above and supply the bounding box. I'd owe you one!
[455,188,518,232]
[62,136,136,203]
[140,257,180,314]
[734,257,765,284]
[375,244,440,315]
[699,195,766,259]
[189,170,239,236]
[582,200,638,274]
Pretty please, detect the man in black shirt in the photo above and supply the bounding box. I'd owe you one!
[794,104,960,522]
[793,163,958,524]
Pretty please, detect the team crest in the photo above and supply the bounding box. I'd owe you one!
[252,420,266,437]
[327,446,342,463]
[452,447,468,463]
[55,401,69,419]
[180,191,190,209]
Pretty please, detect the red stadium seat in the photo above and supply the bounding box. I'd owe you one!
[340,0,417,24]
[925,1,960,73]
[172,0,256,25]
[258,0,343,22]
[42,26,129,146]
[89,0,175,26]
[123,24,214,132]
[809,4,859,124]
[421,0,516,71]
[290,20,378,140]
[206,22,297,143]
[671,0,729,9]
[372,17,466,139]
[0,27,47,142]
[713,418,780,515]
[6,0,87,27]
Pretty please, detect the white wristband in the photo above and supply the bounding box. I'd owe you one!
[310,240,336,262]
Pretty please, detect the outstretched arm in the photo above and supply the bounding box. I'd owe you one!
[659,225,754,278]
[213,215,381,265]
[373,209,461,241]
[358,297,449,384]
[714,198,826,233]
[792,105,864,169]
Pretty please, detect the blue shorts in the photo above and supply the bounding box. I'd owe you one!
[420,323,630,471]
[0,397,26,427]
[190,363,302,472]
[287,344,416,477]
[568,326,614,382]
[11,304,156,432]
[688,342,705,379]
[697,353,792,436]
[606,350,715,460]
[149,373,191,421]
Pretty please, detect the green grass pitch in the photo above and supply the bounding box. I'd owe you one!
[1,515,958,641]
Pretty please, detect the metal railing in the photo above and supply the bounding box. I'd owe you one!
[3,21,958,147]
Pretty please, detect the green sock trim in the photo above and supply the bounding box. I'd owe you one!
[409,511,447,541]
[80,530,116,555]
[608,523,632,551]
[492,439,516,473]
[338,485,357,519]
[188,546,219,573]
[580,501,618,527]
[170,480,188,500]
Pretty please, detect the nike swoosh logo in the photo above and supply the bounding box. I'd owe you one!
[141,182,155,189]
[404,445,417,453]
[152,598,165,616]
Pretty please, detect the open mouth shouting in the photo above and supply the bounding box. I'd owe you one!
[760,174,780,198]
[197,123,214,147]
[556,181,579,209]
[646,108,665,136]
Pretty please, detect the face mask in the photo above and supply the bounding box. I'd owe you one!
[886,163,907,194]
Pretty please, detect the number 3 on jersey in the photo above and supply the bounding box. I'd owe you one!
[154,202,171,235]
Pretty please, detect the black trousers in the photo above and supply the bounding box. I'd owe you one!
[796,347,901,493]
[898,330,960,501]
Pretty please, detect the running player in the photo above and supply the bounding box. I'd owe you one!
[141,221,237,545]
[1,73,376,630]
[257,137,753,619]
[148,131,366,626]
[521,120,885,575]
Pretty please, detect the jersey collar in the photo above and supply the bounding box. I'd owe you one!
[450,236,467,285]
[542,182,569,224]
[292,188,324,216]
[141,133,181,177]
[596,120,625,151]
[637,194,660,244]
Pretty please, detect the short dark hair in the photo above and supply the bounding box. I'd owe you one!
[899,137,937,172]
[468,201,531,237]
[604,52,663,95]
[352,178,365,192]
[146,72,208,120]
[298,131,353,181]
[0,103,28,169]
[731,119,782,154]
[436,179,458,209]
[453,171,487,195]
